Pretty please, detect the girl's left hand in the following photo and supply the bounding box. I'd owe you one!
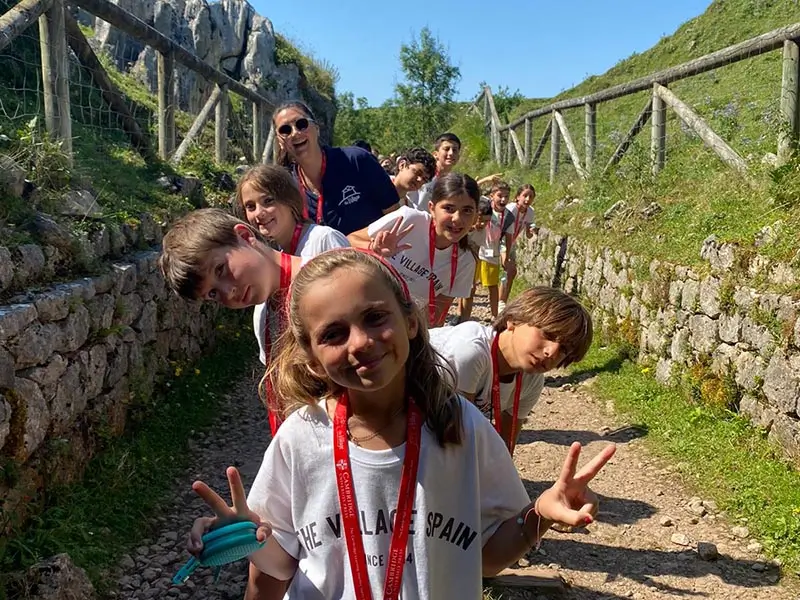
[536,442,616,527]
[370,217,414,257]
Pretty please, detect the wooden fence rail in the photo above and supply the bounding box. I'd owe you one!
[0,0,277,166]
[472,22,800,183]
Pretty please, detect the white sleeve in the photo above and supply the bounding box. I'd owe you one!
[316,228,350,252]
[366,205,421,237]
[253,304,267,365]
[449,334,491,396]
[247,434,302,559]
[463,401,530,543]
[450,252,476,298]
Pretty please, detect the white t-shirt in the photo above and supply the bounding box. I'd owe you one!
[478,208,515,265]
[405,178,435,212]
[429,321,545,419]
[367,206,476,306]
[506,203,535,244]
[247,398,530,599]
[254,224,350,364]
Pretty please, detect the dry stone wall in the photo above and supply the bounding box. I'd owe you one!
[517,228,800,461]
[0,219,220,518]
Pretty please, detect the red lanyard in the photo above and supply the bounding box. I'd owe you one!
[298,151,327,224]
[511,207,525,242]
[334,394,422,600]
[287,222,304,255]
[490,334,523,455]
[263,253,293,436]
[427,221,459,326]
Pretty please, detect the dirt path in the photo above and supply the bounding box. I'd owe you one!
[106,290,800,599]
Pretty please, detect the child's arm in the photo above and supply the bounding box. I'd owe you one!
[482,443,615,576]
[433,295,454,326]
[347,208,415,255]
[245,565,291,600]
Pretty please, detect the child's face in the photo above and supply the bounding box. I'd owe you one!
[428,193,477,245]
[395,161,430,192]
[490,190,510,212]
[506,323,564,373]
[240,182,296,242]
[434,141,460,171]
[473,215,490,230]
[300,268,418,394]
[275,107,318,161]
[516,189,534,209]
[196,226,272,308]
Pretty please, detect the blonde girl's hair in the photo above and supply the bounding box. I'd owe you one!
[265,248,463,446]
[493,286,593,368]
[233,164,308,225]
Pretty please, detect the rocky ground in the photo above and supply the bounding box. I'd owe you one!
[106,289,800,599]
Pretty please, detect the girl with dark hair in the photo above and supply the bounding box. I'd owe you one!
[271,101,399,235]
[347,172,481,326]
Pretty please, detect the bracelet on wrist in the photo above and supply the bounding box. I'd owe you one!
[516,496,542,550]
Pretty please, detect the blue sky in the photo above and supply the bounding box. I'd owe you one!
[251,0,713,106]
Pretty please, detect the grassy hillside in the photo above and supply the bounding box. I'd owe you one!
[455,0,800,281]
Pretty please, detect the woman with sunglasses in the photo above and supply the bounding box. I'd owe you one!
[271,101,400,236]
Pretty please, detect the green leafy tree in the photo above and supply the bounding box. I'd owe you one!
[333,91,375,147]
[393,27,461,147]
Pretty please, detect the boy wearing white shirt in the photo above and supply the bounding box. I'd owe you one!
[500,184,537,310]
[478,181,515,317]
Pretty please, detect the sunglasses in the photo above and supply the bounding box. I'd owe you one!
[277,117,314,137]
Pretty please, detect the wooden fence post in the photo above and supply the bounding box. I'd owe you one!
[549,117,560,184]
[262,123,275,164]
[585,103,596,175]
[215,89,228,164]
[779,39,800,165]
[171,84,224,166]
[506,130,514,166]
[157,50,175,159]
[651,83,666,175]
[524,118,532,165]
[252,101,264,163]
[38,0,72,163]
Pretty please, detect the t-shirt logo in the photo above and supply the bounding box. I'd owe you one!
[340,185,361,206]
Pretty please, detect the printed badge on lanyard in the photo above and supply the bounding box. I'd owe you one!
[428,220,458,326]
[333,393,422,600]
[298,151,327,224]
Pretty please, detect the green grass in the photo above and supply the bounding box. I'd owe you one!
[452,0,800,281]
[570,341,800,571]
[0,315,257,596]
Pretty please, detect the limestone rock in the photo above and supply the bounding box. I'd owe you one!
[0,154,26,198]
[697,541,719,561]
[12,377,50,459]
[13,244,45,287]
[26,553,96,600]
[0,246,13,292]
[762,353,800,415]
[61,190,101,218]
[671,532,691,546]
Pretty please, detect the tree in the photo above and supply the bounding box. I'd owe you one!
[333,91,375,147]
[393,27,461,147]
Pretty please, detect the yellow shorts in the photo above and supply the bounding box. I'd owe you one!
[478,260,500,287]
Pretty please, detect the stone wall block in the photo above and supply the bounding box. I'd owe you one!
[698,276,721,318]
[79,345,107,400]
[719,313,741,344]
[734,351,766,392]
[19,353,67,402]
[9,322,60,369]
[57,305,91,354]
[133,301,158,343]
[0,246,13,292]
[740,317,775,357]
[0,395,10,450]
[104,340,129,389]
[711,343,737,375]
[688,314,718,355]
[762,353,800,416]
[12,377,50,460]
[668,280,683,307]
[0,346,15,390]
[115,293,144,328]
[112,263,137,294]
[740,395,777,431]
[87,377,129,437]
[51,360,85,433]
[87,293,115,333]
[13,244,45,287]
[768,417,800,460]
[33,287,74,322]
[670,328,691,363]
[734,287,755,311]
[680,279,699,311]
[656,357,674,384]
[0,304,38,342]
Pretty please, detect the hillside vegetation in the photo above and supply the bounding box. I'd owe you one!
[454,0,800,279]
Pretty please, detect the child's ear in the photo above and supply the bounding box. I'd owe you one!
[407,313,420,340]
[234,223,257,246]
[427,200,435,214]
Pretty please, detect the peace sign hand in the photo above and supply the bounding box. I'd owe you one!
[536,442,616,527]
[187,466,272,556]
[370,217,414,258]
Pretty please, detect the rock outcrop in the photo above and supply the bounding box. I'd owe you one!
[82,0,335,139]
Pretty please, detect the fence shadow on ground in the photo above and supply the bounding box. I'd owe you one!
[517,425,648,448]
[544,353,627,389]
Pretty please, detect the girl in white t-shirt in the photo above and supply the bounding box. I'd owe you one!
[186,248,614,599]
[235,165,350,424]
[348,172,480,327]
[430,286,592,454]
[499,184,537,310]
